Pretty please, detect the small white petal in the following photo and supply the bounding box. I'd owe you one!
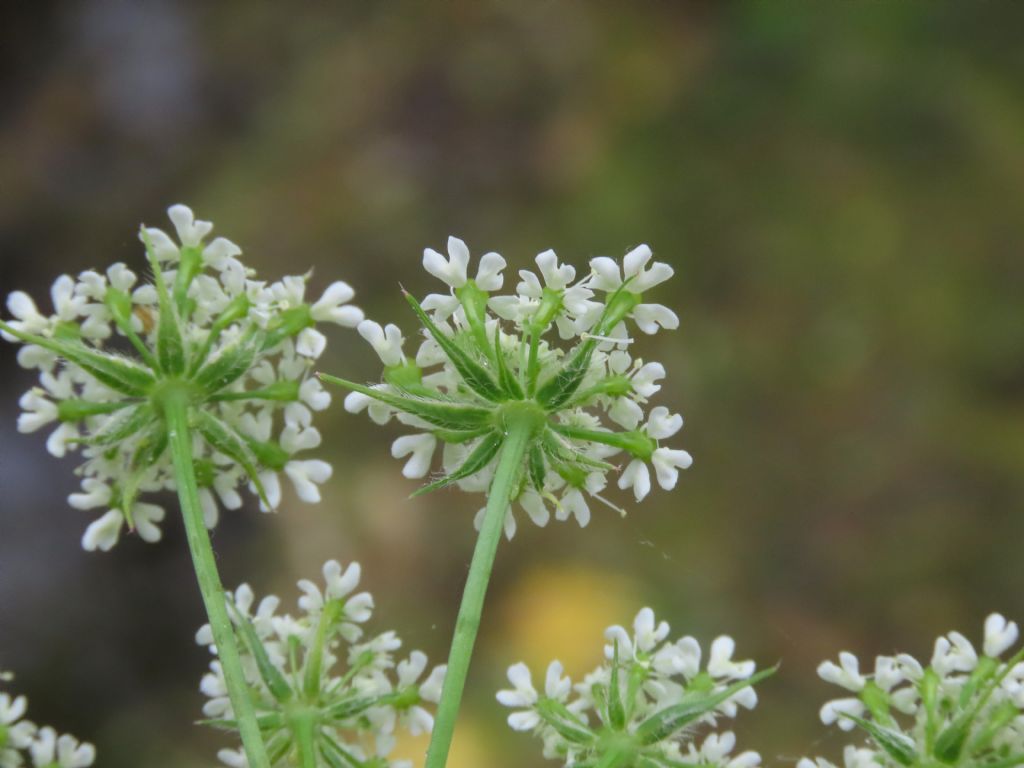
[984,613,1019,658]
[618,459,651,502]
[391,433,437,479]
[296,327,327,358]
[285,460,333,503]
[82,510,123,552]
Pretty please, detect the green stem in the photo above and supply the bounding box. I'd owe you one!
[424,416,535,768]
[292,713,318,768]
[163,393,271,768]
[595,749,633,768]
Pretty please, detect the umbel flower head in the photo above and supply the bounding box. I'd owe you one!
[197,560,446,768]
[496,607,771,768]
[0,670,96,768]
[0,205,362,551]
[801,613,1024,768]
[321,237,692,537]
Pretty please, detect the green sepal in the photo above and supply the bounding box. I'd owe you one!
[104,287,160,368]
[173,245,204,310]
[193,409,272,509]
[597,290,641,336]
[535,278,643,407]
[534,698,597,745]
[383,360,424,390]
[303,599,343,700]
[188,292,251,375]
[934,715,972,764]
[432,426,493,444]
[410,431,502,497]
[321,696,378,720]
[529,287,565,336]
[862,679,893,724]
[266,732,296,765]
[921,667,940,748]
[536,338,598,410]
[319,734,363,768]
[528,445,547,493]
[625,660,647,722]
[140,229,187,375]
[842,714,916,767]
[404,291,502,403]
[56,398,134,422]
[247,439,290,471]
[959,655,998,709]
[193,457,216,488]
[209,379,300,403]
[318,373,493,431]
[77,404,155,447]
[262,305,313,351]
[608,642,626,729]
[0,320,155,396]
[568,375,632,407]
[967,699,1018,755]
[454,280,493,356]
[542,430,616,474]
[194,326,266,395]
[228,604,293,705]
[552,423,656,460]
[119,419,169,524]
[197,712,285,732]
[635,665,777,745]
[493,326,524,399]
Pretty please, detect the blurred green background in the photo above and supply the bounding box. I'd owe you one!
[1,2,1023,766]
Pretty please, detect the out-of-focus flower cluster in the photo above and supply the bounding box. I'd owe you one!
[197,560,446,768]
[0,671,95,768]
[801,613,1024,768]
[496,607,769,768]
[1,205,362,551]
[326,237,691,538]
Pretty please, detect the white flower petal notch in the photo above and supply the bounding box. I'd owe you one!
[321,238,691,537]
[802,613,1024,768]
[196,560,446,767]
[0,204,364,550]
[497,607,771,767]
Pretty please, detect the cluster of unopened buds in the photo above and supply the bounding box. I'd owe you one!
[325,236,692,537]
[801,613,1024,768]
[1,205,362,551]
[0,671,95,768]
[197,560,446,768]
[496,607,770,768]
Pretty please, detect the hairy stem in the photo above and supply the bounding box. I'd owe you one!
[424,416,535,768]
[164,393,270,768]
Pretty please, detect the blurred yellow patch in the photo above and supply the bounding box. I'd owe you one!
[493,563,640,676]
[391,722,488,768]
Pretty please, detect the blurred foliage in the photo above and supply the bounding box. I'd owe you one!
[1,2,1023,767]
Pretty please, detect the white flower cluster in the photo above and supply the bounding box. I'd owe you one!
[330,237,691,538]
[0,673,95,768]
[496,607,766,768]
[1,205,362,551]
[197,560,446,768]
[801,613,1024,768]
